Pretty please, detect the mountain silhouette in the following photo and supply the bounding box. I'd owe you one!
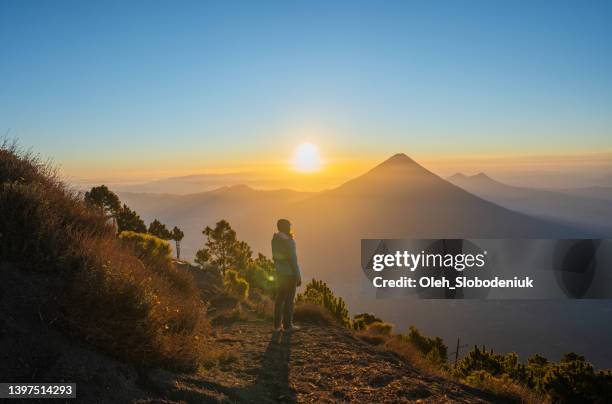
[288,153,576,242]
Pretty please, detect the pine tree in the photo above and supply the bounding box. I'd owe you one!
[171,226,184,260]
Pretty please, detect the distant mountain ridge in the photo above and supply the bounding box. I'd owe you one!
[447,172,612,235]
[115,172,259,194]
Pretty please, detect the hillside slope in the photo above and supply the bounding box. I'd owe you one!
[0,263,152,403]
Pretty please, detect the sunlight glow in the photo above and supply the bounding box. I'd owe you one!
[292,143,322,173]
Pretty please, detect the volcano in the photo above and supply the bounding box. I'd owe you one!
[287,153,575,243]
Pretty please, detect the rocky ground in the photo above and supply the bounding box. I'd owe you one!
[142,318,502,403]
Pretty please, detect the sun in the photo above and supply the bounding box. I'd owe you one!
[292,142,322,173]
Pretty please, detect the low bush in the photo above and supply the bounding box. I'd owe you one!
[454,346,612,403]
[353,312,383,331]
[119,231,172,267]
[383,334,447,376]
[405,325,448,366]
[366,321,394,335]
[464,370,541,403]
[242,253,275,296]
[224,269,249,300]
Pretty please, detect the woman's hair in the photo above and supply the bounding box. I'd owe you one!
[276,218,293,238]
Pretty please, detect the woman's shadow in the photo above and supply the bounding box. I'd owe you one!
[156,331,296,403]
[243,331,296,403]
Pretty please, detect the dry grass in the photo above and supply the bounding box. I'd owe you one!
[366,321,393,335]
[293,302,336,325]
[463,371,544,404]
[211,305,247,326]
[201,347,239,370]
[355,330,387,346]
[379,334,448,377]
[246,292,274,319]
[0,140,210,371]
[66,236,209,370]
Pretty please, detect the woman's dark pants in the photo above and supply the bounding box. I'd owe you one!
[274,275,297,329]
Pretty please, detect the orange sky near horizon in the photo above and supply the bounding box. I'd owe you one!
[61,148,612,192]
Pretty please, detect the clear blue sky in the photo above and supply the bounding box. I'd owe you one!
[1,1,611,178]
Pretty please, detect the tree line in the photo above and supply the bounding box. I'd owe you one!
[84,185,275,300]
[84,185,184,259]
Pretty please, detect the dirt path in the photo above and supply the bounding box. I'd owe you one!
[143,319,500,403]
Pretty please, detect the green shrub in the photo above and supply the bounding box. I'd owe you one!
[405,325,448,366]
[463,370,539,403]
[454,345,507,378]
[224,269,249,300]
[242,253,275,296]
[296,279,351,328]
[540,355,612,403]
[454,346,612,404]
[118,231,196,295]
[353,312,383,331]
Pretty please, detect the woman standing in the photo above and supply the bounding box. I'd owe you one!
[271,218,302,332]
